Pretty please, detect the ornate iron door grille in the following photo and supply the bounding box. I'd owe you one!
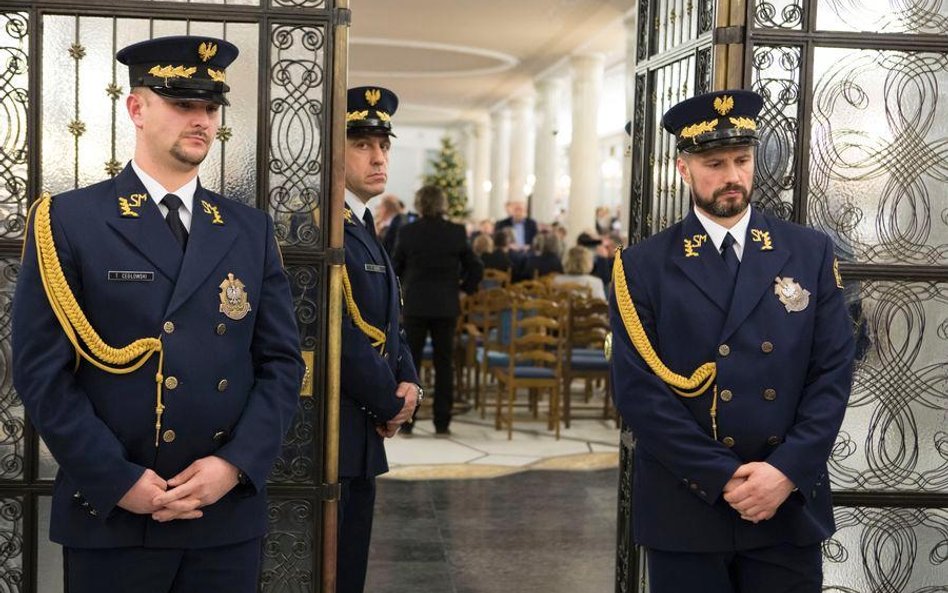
[619,1,948,591]
[0,2,339,591]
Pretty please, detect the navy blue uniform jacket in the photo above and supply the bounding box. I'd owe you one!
[340,205,418,479]
[610,208,855,552]
[12,165,304,549]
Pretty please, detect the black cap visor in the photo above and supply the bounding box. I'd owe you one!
[678,128,759,153]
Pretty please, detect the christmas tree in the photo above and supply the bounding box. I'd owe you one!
[423,136,469,220]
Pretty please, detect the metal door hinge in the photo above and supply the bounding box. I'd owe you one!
[713,25,745,45]
[333,8,352,27]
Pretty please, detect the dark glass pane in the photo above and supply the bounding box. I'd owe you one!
[754,0,806,30]
[818,0,948,35]
[830,281,948,493]
[269,24,327,250]
[808,48,948,265]
[0,258,24,481]
[0,12,28,241]
[825,506,948,589]
[752,45,801,220]
[261,498,316,592]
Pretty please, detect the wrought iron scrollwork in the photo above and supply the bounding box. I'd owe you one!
[0,259,23,481]
[754,0,805,30]
[808,50,948,265]
[269,24,326,249]
[261,499,315,593]
[0,497,23,593]
[0,13,28,241]
[830,281,948,493]
[752,45,800,220]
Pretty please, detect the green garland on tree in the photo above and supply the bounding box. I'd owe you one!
[423,136,469,220]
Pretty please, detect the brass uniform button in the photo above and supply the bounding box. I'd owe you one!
[763,388,777,401]
[162,429,176,443]
[722,436,735,448]
[216,323,227,336]
[217,379,229,392]
[164,376,178,390]
[163,321,175,334]
[718,344,730,357]
[767,435,781,446]
[761,341,774,353]
[719,389,733,402]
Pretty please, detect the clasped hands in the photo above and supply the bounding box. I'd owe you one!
[722,462,795,523]
[117,456,239,523]
[375,381,419,438]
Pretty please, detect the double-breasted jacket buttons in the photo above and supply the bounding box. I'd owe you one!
[763,388,777,401]
[217,379,229,392]
[767,435,781,446]
[761,341,774,353]
[719,389,733,402]
[164,376,178,390]
[718,344,731,357]
[722,436,736,447]
[163,321,175,334]
[216,323,227,336]
[162,429,176,443]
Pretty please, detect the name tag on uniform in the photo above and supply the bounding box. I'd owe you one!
[364,263,387,274]
[108,270,155,282]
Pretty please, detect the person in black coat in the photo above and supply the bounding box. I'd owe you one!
[393,185,483,435]
[514,231,564,281]
[494,200,538,249]
[478,228,515,272]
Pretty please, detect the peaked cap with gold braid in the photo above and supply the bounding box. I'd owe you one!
[26,194,169,446]
[611,248,723,437]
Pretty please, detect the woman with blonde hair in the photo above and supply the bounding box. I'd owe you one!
[552,245,606,300]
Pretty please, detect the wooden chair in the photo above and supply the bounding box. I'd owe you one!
[464,287,513,415]
[491,297,566,439]
[480,267,511,289]
[562,297,614,427]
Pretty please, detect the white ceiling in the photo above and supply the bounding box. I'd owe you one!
[348,0,635,127]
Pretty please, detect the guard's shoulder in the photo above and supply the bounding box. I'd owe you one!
[49,178,116,209]
[622,220,682,261]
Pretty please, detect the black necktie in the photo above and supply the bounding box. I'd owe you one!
[162,193,188,249]
[720,232,739,280]
[363,208,379,243]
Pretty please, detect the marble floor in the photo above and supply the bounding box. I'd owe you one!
[366,399,622,592]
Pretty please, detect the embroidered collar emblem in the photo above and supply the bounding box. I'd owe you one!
[201,200,224,225]
[118,193,148,217]
[750,229,773,251]
[683,233,708,257]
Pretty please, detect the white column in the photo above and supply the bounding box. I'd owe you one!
[489,108,512,220]
[507,94,534,207]
[472,116,492,222]
[533,78,560,224]
[567,53,605,246]
[460,122,477,218]
[620,13,637,239]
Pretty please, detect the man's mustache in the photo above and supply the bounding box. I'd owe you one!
[713,184,748,199]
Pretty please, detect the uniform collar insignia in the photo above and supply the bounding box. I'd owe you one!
[683,233,708,257]
[343,207,356,226]
[118,193,148,217]
[750,228,773,250]
[201,199,224,225]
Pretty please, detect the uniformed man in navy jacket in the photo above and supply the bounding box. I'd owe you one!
[12,36,304,592]
[338,85,421,593]
[610,90,855,592]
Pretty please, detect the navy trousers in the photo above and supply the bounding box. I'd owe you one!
[647,543,822,593]
[64,537,263,593]
[337,476,377,593]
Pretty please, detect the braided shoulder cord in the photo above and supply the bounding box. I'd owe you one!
[341,265,386,354]
[29,194,167,446]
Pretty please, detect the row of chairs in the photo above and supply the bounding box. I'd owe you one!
[454,277,614,439]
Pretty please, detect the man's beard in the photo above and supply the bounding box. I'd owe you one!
[170,136,210,167]
[693,183,750,218]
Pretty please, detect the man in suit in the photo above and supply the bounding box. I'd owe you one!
[393,185,483,435]
[609,90,855,592]
[12,36,304,593]
[339,86,420,593]
[374,194,406,257]
[495,199,538,249]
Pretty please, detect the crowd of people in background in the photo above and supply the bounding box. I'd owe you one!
[376,194,626,296]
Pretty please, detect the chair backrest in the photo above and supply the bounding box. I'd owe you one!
[509,278,549,298]
[508,297,566,371]
[549,281,593,300]
[467,287,513,352]
[481,267,511,289]
[567,297,610,353]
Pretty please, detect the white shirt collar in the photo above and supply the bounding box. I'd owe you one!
[131,160,197,214]
[693,204,752,261]
[345,189,369,226]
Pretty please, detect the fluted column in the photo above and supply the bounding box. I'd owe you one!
[507,94,535,207]
[471,116,492,222]
[489,108,512,219]
[567,53,605,245]
[533,78,560,224]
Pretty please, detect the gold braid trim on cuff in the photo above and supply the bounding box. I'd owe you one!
[28,194,166,446]
[611,248,717,397]
[341,265,386,354]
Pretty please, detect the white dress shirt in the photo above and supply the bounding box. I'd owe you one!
[693,204,752,261]
[131,160,197,232]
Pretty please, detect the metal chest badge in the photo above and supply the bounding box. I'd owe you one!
[774,277,810,313]
[219,273,251,320]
